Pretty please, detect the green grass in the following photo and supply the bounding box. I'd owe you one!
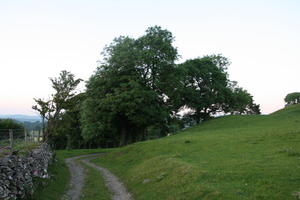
[29,104,300,199]
[29,152,69,200]
[80,160,111,200]
[0,140,39,157]
[29,149,107,200]
[90,104,300,200]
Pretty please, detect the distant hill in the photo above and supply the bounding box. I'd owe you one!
[0,114,41,122]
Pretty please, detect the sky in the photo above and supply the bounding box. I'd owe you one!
[0,0,299,115]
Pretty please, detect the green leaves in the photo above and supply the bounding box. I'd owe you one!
[284,92,300,105]
[177,55,260,122]
[32,71,82,143]
[0,119,23,129]
[227,86,260,115]
[31,26,262,149]
[81,26,179,146]
[80,26,260,147]
[178,55,230,122]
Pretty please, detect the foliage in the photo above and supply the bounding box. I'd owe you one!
[34,26,260,149]
[81,26,179,146]
[32,98,51,140]
[284,92,300,105]
[51,93,87,149]
[0,118,24,130]
[177,55,230,122]
[20,121,42,131]
[177,56,260,123]
[225,82,261,115]
[32,71,82,144]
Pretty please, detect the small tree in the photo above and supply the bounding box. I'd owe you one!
[32,70,82,142]
[32,98,52,141]
[284,92,300,105]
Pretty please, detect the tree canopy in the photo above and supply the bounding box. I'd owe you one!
[175,55,260,123]
[32,70,82,143]
[226,84,260,115]
[33,26,260,149]
[177,55,231,122]
[80,26,260,147]
[81,26,178,146]
[284,92,300,105]
[0,119,23,130]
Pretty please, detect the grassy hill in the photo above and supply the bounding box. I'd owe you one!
[90,104,300,199]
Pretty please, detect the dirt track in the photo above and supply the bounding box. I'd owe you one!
[64,154,132,200]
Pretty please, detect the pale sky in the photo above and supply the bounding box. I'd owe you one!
[0,0,299,115]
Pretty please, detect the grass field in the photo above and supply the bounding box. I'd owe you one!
[91,104,300,199]
[32,104,300,199]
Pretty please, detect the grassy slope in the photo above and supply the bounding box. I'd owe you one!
[91,104,300,200]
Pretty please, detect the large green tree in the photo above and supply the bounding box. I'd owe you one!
[177,55,231,122]
[81,26,179,146]
[284,92,300,105]
[81,27,261,147]
[31,26,261,149]
[177,55,260,122]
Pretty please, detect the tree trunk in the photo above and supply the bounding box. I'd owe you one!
[42,117,46,142]
[127,131,133,144]
[120,124,127,146]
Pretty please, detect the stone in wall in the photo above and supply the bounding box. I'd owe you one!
[0,143,53,200]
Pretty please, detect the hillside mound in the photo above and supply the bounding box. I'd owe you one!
[92,105,300,199]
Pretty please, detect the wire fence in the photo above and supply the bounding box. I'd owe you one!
[0,129,43,156]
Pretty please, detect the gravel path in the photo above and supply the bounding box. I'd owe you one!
[81,157,132,200]
[64,155,88,200]
[64,154,132,200]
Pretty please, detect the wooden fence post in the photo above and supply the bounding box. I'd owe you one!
[9,129,13,153]
[38,130,40,143]
[24,129,27,143]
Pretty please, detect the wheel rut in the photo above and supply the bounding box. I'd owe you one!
[64,153,132,200]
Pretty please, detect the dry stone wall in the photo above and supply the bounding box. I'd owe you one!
[0,143,53,200]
